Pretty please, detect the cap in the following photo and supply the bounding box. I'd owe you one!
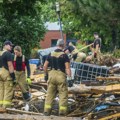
[56,39,64,46]
[3,40,14,46]
[94,32,98,35]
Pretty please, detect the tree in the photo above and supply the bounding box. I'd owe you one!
[0,0,46,57]
[41,0,120,51]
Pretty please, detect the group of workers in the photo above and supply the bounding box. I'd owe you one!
[0,32,101,116]
[0,41,31,109]
[64,32,102,64]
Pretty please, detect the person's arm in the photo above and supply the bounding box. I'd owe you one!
[8,61,14,73]
[64,54,71,77]
[6,52,15,80]
[43,60,49,81]
[25,58,31,78]
[43,61,49,74]
[65,62,71,77]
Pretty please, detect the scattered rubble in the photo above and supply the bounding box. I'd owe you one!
[0,61,120,120]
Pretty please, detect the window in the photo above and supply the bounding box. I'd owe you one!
[51,39,57,47]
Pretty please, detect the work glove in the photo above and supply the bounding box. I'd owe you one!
[44,73,48,82]
[26,77,32,85]
[10,72,16,85]
[67,76,73,87]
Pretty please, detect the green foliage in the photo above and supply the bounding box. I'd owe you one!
[0,0,46,57]
[30,48,39,59]
[42,0,120,52]
[113,49,120,58]
[76,43,88,53]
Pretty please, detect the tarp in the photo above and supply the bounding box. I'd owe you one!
[38,47,57,57]
[38,47,57,65]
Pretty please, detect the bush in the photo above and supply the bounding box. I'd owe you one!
[113,49,120,58]
[30,48,39,59]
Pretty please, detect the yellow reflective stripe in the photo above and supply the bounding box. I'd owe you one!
[0,100,11,105]
[45,104,51,109]
[60,106,67,111]
[0,101,3,104]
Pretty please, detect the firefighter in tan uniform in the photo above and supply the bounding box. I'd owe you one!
[44,39,71,116]
[64,44,86,62]
[13,46,31,101]
[86,32,102,63]
[0,40,15,108]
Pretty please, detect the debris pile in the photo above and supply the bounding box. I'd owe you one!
[0,62,120,120]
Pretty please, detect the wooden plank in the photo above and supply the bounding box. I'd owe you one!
[0,113,81,120]
[6,108,43,115]
[96,76,120,81]
[0,108,6,113]
[31,91,45,97]
[91,84,120,94]
[98,113,120,120]
[69,84,120,94]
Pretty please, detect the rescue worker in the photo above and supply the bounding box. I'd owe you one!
[86,32,102,63]
[64,43,86,62]
[0,40,15,108]
[44,39,71,116]
[13,46,31,101]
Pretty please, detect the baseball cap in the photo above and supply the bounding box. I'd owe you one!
[3,40,14,46]
[94,32,98,35]
[56,39,64,46]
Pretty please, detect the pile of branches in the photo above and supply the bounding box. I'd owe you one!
[99,54,118,67]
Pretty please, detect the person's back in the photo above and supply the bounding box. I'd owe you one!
[44,39,71,116]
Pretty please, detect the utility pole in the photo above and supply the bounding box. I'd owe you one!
[55,2,64,40]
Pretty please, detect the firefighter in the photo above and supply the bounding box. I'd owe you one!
[13,46,31,101]
[86,32,102,63]
[44,39,71,116]
[0,40,15,108]
[64,43,86,62]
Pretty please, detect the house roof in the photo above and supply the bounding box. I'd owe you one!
[45,22,60,30]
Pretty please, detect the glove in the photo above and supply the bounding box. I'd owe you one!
[67,76,73,87]
[10,72,16,85]
[94,52,97,58]
[44,73,48,81]
[26,78,32,85]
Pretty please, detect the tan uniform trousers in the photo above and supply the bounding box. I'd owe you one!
[92,50,103,64]
[71,49,86,62]
[0,68,14,108]
[44,70,68,115]
[15,71,29,93]
[75,52,86,62]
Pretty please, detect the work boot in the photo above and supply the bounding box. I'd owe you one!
[59,110,67,116]
[44,109,51,116]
